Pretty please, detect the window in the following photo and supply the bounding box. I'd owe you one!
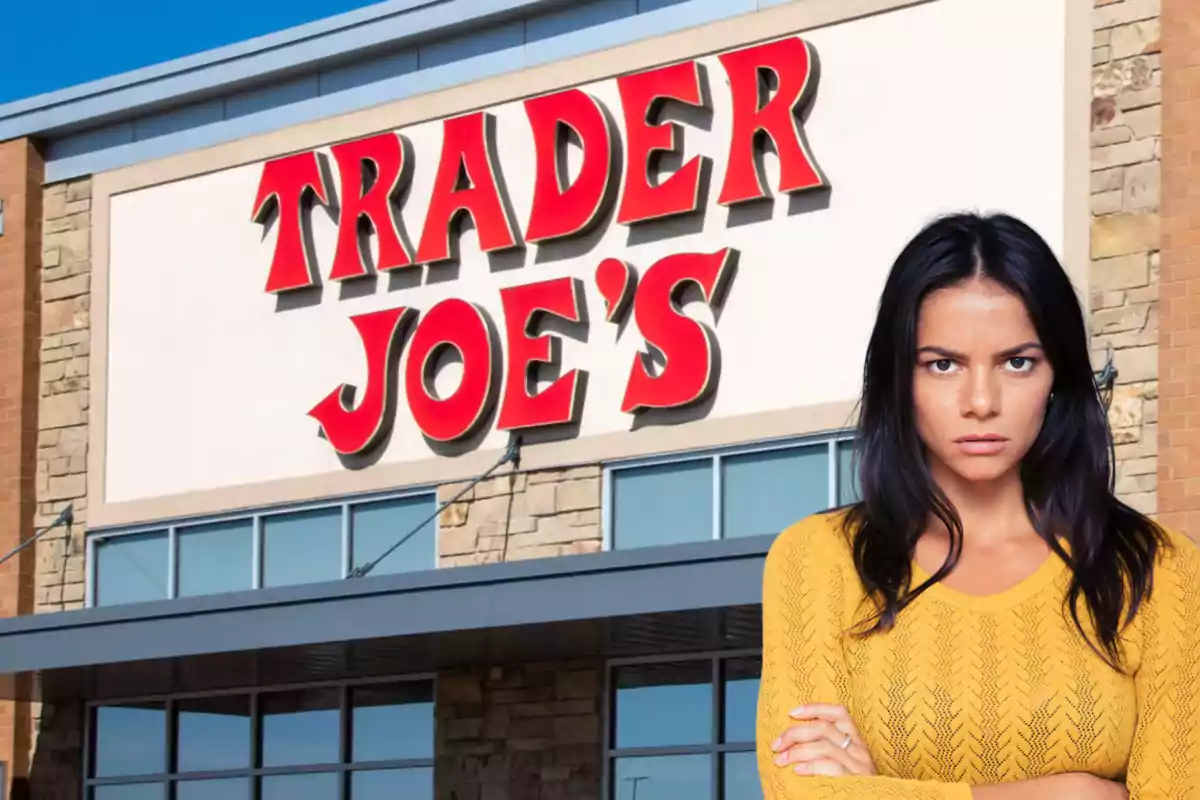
[94,532,169,606]
[85,677,434,800]
[87,490,437,607]
[606,653,762,800]
[604,434,858,551]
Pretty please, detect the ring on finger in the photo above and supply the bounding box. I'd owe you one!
[839,733,853,750]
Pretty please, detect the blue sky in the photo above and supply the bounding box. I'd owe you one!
[0,0,387,105]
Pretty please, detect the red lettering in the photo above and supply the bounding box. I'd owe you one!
[594,258,636,323]
[621,249,735,414]
[308,306,414,456]
[328,133,414,281]
[524,89,616,243]
[415,112,520,264]
[406,299,497,441]
[717,38,825,205]
[251,151,329,294]
[497,278,584,431]
[615,61,707,225]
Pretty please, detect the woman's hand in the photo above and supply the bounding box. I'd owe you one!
[770,703,878,777]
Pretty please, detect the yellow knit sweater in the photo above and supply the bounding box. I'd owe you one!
[757,511,1200,799]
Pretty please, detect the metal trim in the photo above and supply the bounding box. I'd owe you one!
[166,526,178,600]
[84,535,96,609]
[0,0,575,139]
[340,503,352,580]
[603,430,852,472]
[0,538,771,675]
[87,486,437,539]
[600,466,614,552]
[827,439,839,509]
[712,453,723,542]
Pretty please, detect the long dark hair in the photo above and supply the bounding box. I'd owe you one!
[843,211,1166,669]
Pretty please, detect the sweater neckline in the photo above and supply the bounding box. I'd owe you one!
[910,544,1066,611]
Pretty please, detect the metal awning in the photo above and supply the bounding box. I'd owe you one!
[0,537,770,701]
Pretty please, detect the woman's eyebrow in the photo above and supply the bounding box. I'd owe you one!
[997,342,1044,357]
[915,346,963,358]
[915,342,1044,359]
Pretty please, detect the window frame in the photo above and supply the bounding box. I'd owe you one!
[82,672,437,800]
[600,432,855,551]
[85,486,440,608]
[602,649,762,800]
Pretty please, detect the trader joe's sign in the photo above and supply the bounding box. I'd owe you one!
[251,37,825,458]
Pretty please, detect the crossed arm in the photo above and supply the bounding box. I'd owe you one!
[752,521,1192,800]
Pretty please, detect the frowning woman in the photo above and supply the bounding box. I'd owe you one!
[758,212,1200,799]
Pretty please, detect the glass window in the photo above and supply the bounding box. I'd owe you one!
[261,773,339,800]
[262,507,342,588]
[606,434,853,551]
[351,496,436,577]
[613,661,712,748]
[612,460,713,549]
[722,445,828,538]
[177,520,253,597]
[838,439,860,505]
[176,695,251,772]
[722,658,761,743]
[261,688,341,767]
[352,682,435,762]
[87,677,436,800]
[608,654,759,800]
[95,532,168,606]
[93,784,163,800]
[613,754,711,800]
[351,768,433,799]
[723,752,763,800]
[176,778,251,800]
[93,703,166,778]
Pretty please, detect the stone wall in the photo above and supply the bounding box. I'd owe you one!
[1091,0,1162,514]
[437,661,603,800]
[25,178,92,800]
[438,467,602,567]
[35,178,90,614]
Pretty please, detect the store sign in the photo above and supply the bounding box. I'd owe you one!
[250,37,824,458]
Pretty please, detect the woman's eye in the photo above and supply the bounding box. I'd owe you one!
[1007,357,1035,372]
[930,359,956,374]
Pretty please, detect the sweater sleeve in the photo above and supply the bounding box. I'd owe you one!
[1125,530,1200,800]
[756,514,973,800]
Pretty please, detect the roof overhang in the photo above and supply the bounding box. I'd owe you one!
[0,0,572,141]
[0,536,770,701]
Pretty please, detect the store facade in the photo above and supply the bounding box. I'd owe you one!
[0,0,1185,797]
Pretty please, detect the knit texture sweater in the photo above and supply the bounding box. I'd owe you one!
[757,510,1200,799]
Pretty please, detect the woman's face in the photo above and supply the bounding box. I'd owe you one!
[912,276,1054,486]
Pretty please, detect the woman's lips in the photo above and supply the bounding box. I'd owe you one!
[954,435,1009,456]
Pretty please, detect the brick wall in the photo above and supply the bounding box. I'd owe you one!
[0,137,44,797]
[1159,0,1200,536]
[438,467,602,567]
[437,661,602,800]
[1091,0,1162,514]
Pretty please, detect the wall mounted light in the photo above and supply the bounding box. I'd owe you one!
[1094,342,1118,410]
[0,199,6,238]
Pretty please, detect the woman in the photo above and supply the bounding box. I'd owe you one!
[757,212,1200,799]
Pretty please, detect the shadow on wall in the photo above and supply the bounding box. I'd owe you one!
[22,701,84,800]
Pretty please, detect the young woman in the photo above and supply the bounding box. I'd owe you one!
[757,213,1200,799]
